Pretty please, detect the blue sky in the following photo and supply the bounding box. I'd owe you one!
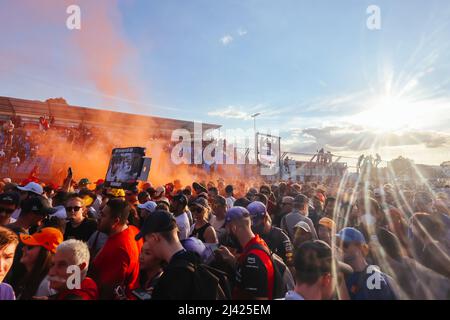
[1,0,450,165]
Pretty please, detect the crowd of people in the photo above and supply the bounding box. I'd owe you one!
[0,170,450,300]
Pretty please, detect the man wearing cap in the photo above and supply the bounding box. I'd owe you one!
[192,182,207,196]
[247,201,293,267]
[282,240,352,300]
[10,182,44,221]
[281,194,318,241]
[273,196,294,228]
[137,200,157,221]
[170,194,190,240]
[7,196,56,235]
[215,206,275,300]
[4,196,58,289]
[292,221,314,249]
[0,192,20,226]
[336,227,397,300]
[318,217,335,246]
[76,178,91,193]
[90,198,143,300]
[138,191,150,205]
[136,210,217,299]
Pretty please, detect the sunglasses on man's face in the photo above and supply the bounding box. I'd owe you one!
[0,206,15,215]
[65,206,82,212]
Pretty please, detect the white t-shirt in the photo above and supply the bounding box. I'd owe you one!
[175,212,190,241]
[225,196,235,210]
[209,214,225,231]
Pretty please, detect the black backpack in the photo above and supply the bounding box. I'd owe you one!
[247,243,294,299]
[170,258,232,300]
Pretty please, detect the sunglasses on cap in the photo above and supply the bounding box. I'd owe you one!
[65,206,82,212]
[192,206,204,213]
[0,206,15,215]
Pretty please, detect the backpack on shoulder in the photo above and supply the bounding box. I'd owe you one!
[171,258,232,300]
[248,243,295,299]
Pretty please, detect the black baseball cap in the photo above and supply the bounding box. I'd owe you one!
[173,193,188,206]
[20,196,57,217]
[0,192,20,207]
[135,210,177,240]
[192,182,207,194]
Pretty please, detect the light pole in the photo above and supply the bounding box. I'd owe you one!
[251,112,261,135]
[251,113,261,166]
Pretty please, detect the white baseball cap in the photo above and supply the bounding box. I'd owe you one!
[137,201,157,213]
[17,182,43,195]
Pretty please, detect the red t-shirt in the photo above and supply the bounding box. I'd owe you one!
[91,226,143,299]
[56,277,98,300]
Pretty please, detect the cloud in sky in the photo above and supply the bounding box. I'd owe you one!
[284,125,450,153]
[220,35,233,46]
[237,28,248,36]
[208,106,250,119]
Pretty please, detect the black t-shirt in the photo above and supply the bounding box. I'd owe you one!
[64,218,97,242]
[152,250,199,300]
[261,227,293,267]
[190,223,212,243]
